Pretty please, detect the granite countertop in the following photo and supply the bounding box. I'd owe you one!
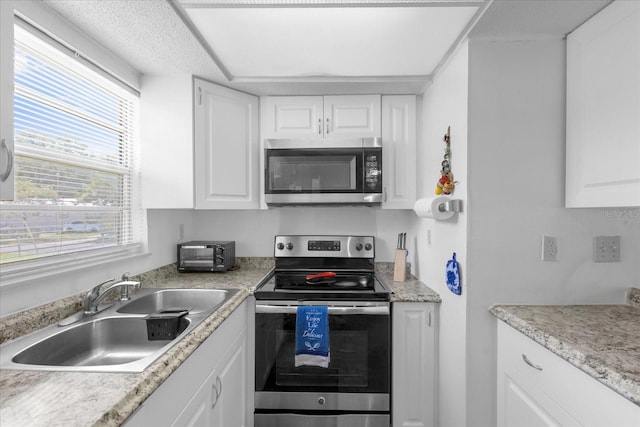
[490,288,640,407]
[0,260,439,426]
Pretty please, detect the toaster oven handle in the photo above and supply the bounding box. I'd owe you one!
[255,304,389,315]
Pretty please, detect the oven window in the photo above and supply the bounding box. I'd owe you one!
[266,149,361,193]
[255,312,389,394]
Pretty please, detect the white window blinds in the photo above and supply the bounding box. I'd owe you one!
[0,24,141,266]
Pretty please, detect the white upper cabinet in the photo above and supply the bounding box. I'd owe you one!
[262,96,324,140]
[140,75,194,209]
[566,0,640,207]
[324,95,381,139]
[0,1,15,201]
[382,95,417,209]
[194,78,260,209]
[263,95,381,141]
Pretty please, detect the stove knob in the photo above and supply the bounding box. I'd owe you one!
[364,243,373,251]
[286,242,294,250]
[355,243,363,251]
[277,242,284,250]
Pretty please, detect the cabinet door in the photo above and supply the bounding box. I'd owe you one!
[211,331,248,427]
[0,0,15,201]
[499,371,578,427]
[497,321,640,427]
[392,302,437,427]
[566,0,640,207]
[140,75,194,208]
[262,96,323,140]
[324,95,381,140]
[382,95,416,209]
[194,79,259,209]
[172,369,217,427]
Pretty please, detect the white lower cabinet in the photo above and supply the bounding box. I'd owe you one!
[125,299,251,427]
[392,302,438,427]
[497,321,640,427]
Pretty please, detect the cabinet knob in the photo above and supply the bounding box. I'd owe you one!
[318,396,326,405]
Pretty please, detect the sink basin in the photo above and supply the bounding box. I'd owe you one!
[12,316,189,368]
[117,288,230,315]
[0,287,240,373]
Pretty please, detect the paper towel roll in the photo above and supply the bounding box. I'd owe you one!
[413,196,455,220]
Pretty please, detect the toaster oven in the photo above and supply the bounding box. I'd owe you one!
[177,241,236,272]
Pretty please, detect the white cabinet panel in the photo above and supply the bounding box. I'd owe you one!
[392,302,437,427]
[324,95,381,139]
[262,96,323,140]
[0,1,15,201]
[140,75,194,209]
[497,321,640,427]
[381,95,416,209]
[566,0,640,207]
[262,95,380,141]
[195,79,259,209]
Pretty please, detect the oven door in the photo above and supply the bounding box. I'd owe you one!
[254,301,390,412]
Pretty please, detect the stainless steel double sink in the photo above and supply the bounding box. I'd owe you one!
[0,287,239,373]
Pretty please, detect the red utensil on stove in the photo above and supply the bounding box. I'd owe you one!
[306,272,337,281]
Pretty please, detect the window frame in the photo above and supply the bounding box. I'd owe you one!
[0,2,146,288]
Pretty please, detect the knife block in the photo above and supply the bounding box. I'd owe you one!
[393,249,407,282]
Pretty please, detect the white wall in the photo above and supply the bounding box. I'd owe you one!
[192,207,413,262]
[413,41,469,427]
[465,38,640,427]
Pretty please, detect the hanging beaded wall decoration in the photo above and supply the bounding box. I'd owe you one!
[435,126,456,195]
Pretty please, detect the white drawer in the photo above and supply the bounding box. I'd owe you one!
[497,321,640,427]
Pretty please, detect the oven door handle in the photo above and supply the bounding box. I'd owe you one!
[255,304,389,315]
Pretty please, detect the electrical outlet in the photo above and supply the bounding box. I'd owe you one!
[593,236,621,262]
[542,235,558,261]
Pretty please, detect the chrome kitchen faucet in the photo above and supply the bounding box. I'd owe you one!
[84,273,141,314]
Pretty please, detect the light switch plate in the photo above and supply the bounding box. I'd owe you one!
[593,236,621,262]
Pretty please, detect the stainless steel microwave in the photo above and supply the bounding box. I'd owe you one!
[264,138,382,206]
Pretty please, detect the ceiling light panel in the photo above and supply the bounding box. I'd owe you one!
[183,6,478,78]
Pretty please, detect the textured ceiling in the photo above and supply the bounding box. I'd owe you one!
[41,0,614,95]
[43,0,226,80]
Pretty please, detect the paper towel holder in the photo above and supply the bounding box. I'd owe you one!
[413,196,463,219]
[439,199,462,213]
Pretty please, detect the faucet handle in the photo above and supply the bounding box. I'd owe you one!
[84,277,115,312]
[88,277,115,295]
[121,272,131,281]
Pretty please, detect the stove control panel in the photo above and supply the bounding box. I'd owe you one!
[274,235,375,258]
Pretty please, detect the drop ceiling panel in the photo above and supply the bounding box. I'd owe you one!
[183,6,479,78]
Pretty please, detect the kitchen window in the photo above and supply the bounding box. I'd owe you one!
[0,21,142,272]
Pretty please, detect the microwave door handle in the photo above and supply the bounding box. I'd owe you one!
[255,304,389,315]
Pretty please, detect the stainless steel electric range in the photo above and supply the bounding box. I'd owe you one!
[254,235,391,427]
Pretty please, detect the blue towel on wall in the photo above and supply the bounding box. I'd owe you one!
[295,306,330,368]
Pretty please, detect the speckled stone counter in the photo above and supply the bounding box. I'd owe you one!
[490,293,640,406]
[376,263,441,303]
[0,259,439,426]
[0,259,273,427]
